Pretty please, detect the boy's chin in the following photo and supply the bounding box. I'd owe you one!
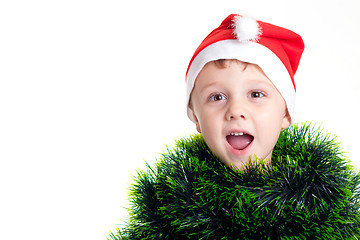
[220,154,271,171]
[219,156,252,170]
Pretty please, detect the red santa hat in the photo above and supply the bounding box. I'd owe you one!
[186,14,304,123]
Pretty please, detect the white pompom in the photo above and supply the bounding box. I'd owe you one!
[232,15,261,42]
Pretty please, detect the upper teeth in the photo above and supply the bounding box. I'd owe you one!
[230,132,244,136]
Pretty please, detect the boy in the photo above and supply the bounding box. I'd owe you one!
[186,14,302,170]
[110,14,360,239]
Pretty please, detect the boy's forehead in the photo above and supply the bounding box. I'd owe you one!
[195,60,274,88]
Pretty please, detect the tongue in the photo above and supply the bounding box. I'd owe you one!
[226,134,253,150]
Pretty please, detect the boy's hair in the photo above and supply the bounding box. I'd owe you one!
[214,59,251,70]
[213,59,231,68]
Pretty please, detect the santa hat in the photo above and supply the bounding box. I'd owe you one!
[186,14,304,123]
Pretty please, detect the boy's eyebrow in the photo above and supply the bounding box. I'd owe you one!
[203,81,218,88]
[201,78,274,89]
[200,81,219,90]
[247,78,274,88]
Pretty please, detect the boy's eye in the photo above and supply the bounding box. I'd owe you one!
[209,93,226,102]
[249,91,265,98]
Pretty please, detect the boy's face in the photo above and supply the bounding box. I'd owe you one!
[190,60,291,169]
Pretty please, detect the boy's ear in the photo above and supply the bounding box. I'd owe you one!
[281,109,291,129]
[189,107,202,133]
[195,121,201,133]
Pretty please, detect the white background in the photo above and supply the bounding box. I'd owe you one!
[1,0,359,239]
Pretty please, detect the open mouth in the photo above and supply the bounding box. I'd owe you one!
[226,132,254,151]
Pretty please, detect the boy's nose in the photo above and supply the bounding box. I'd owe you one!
[225,100,247,121]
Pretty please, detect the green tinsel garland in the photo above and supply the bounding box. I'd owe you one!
[109,123,360,239]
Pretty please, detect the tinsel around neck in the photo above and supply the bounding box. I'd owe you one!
[110,123,360,240]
